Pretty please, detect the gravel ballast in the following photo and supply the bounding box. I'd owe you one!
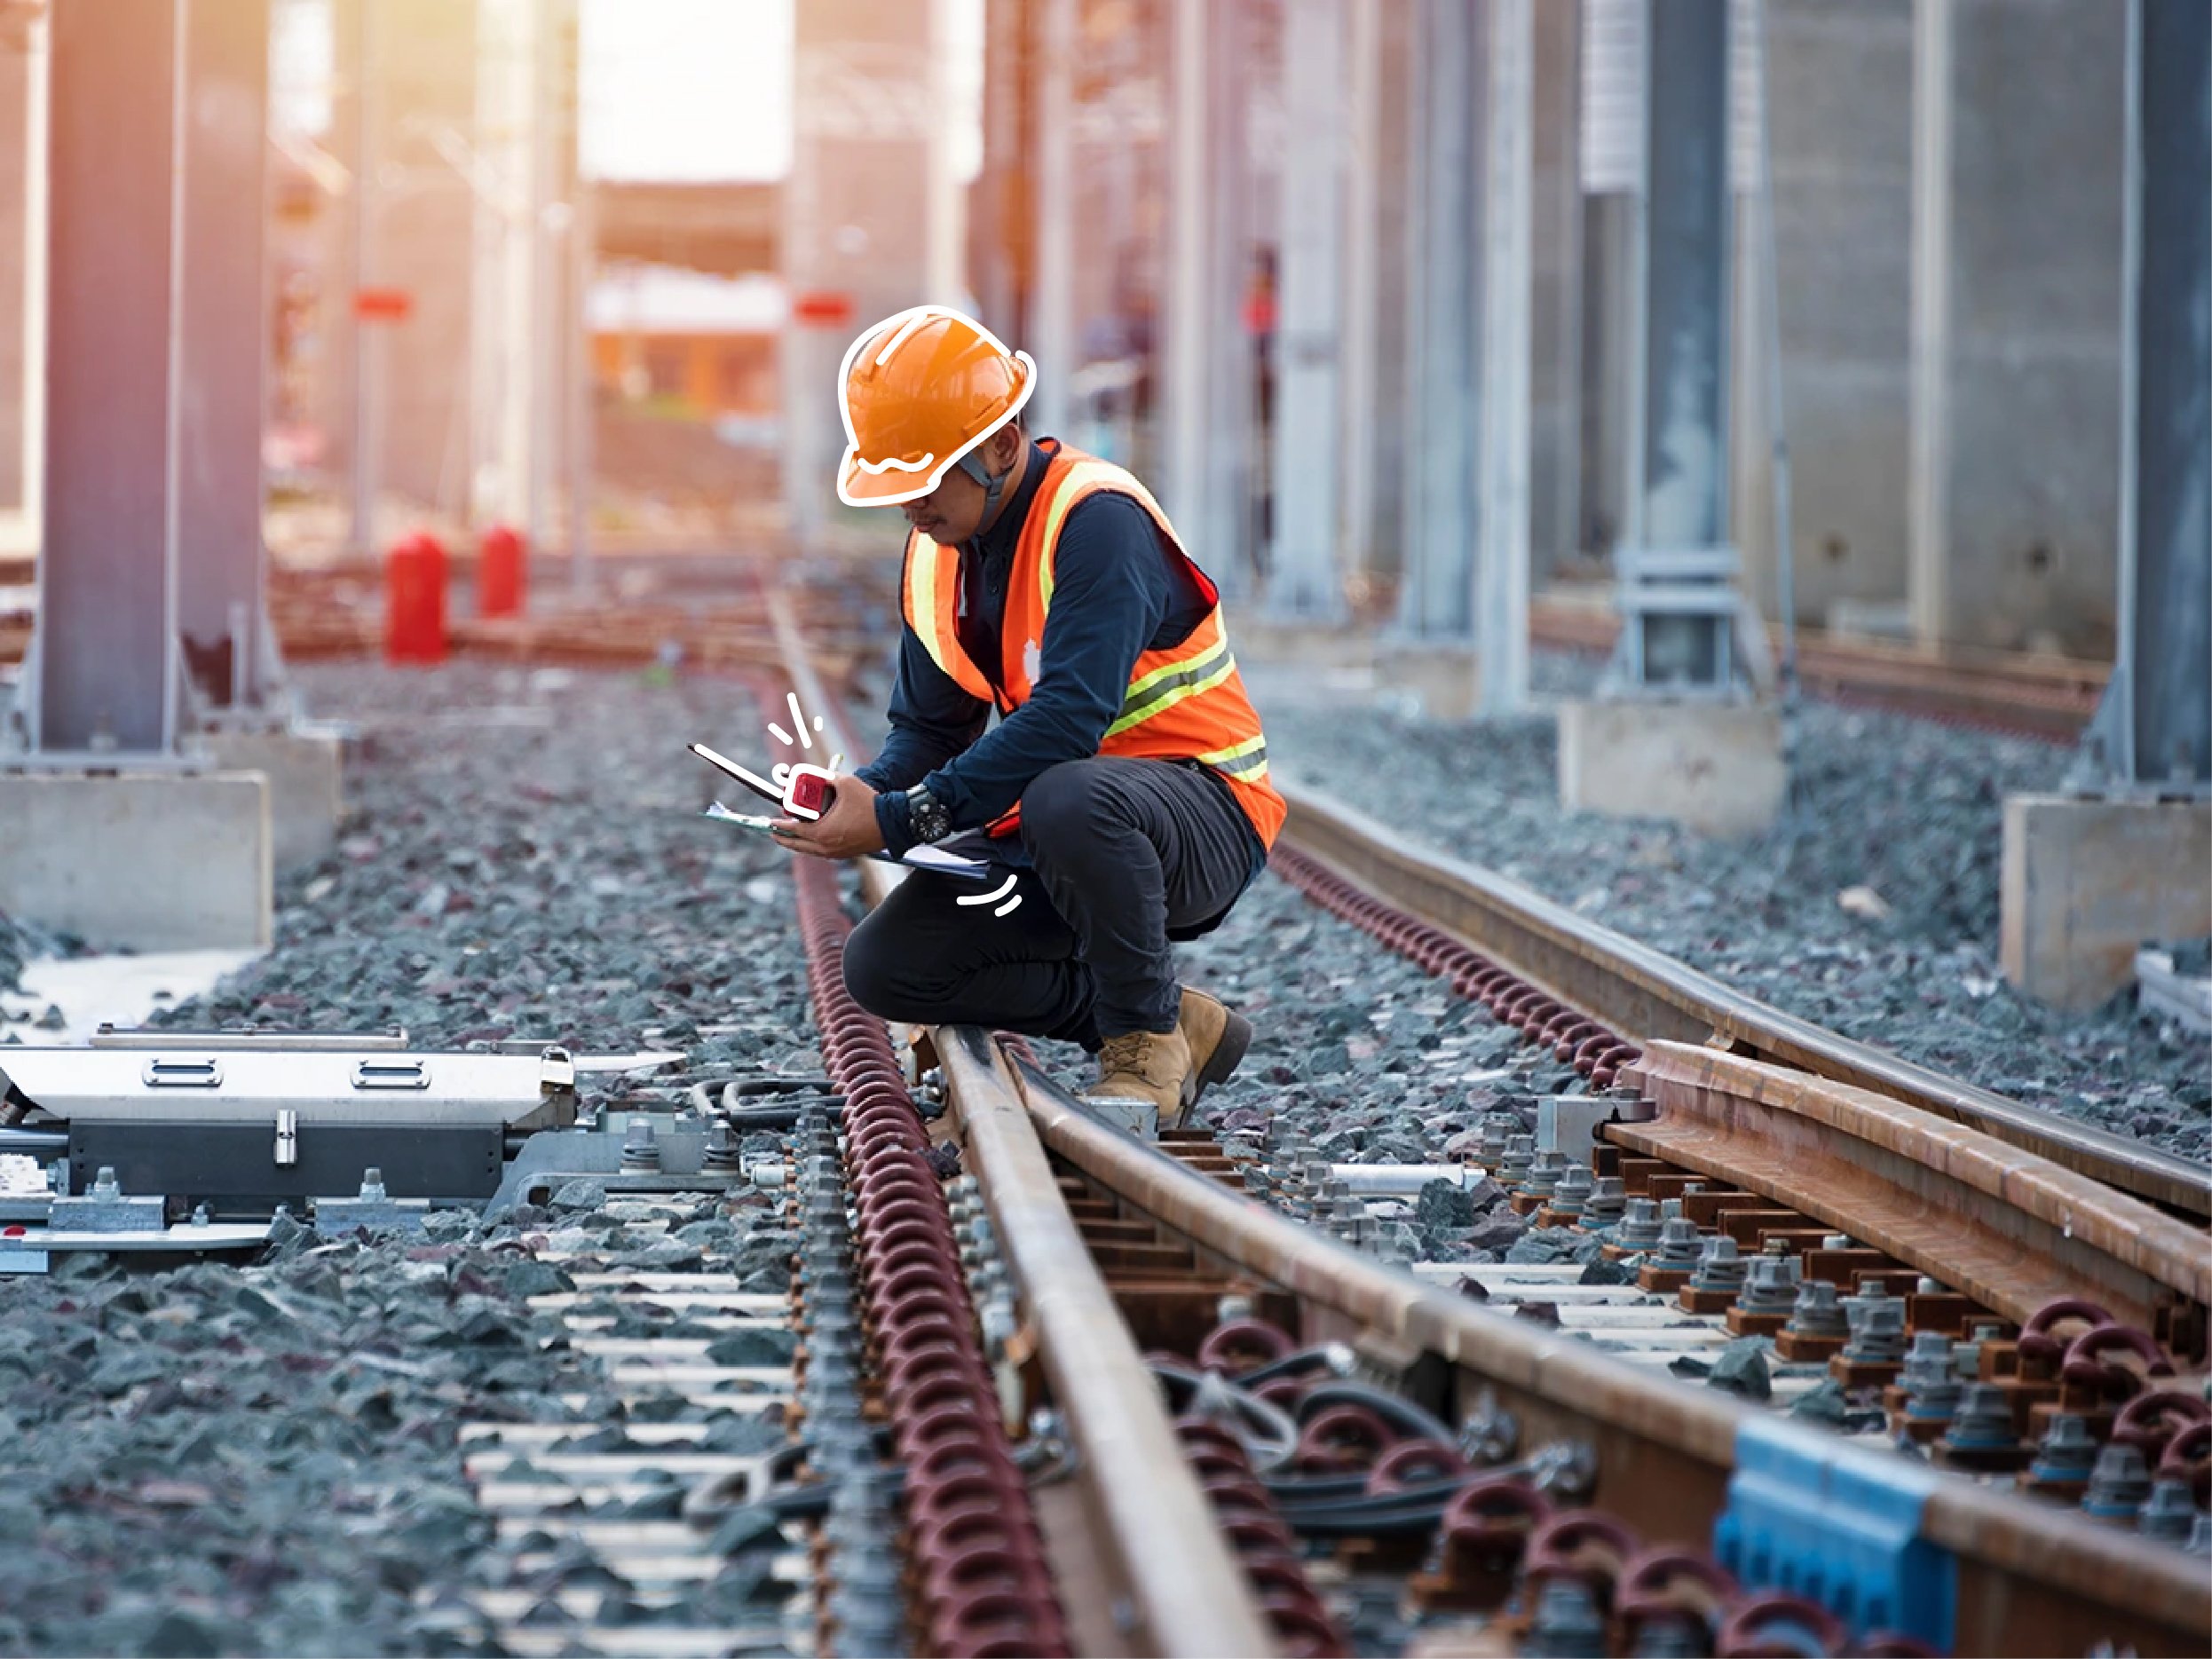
[3,662,815,1655]
[1235,660,2208,1165]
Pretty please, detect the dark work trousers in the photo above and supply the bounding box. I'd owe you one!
[841,756,1260,1047]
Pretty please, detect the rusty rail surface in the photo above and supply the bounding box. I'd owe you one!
[1619,1042,2211,1340]
[935,1026,1279,1657]
[1276,783,2212,1221]
[1007,1055,2212,1658]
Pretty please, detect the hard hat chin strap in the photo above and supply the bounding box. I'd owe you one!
[957,447,1011,525]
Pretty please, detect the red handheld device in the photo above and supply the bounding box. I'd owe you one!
[782,764,836,821]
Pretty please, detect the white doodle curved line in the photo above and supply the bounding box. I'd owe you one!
[957,873,1023,919]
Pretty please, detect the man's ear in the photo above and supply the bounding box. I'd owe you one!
[989,424,1024,470]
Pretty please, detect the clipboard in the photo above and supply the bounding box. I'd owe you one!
[700,802,1004,883]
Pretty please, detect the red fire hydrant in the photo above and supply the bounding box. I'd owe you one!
[384,530,448,665]
[478,523,526,619]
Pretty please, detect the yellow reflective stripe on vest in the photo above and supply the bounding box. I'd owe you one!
[1196,732,1269,779]
[1036,460,1149,612]
[1104,640,1238,738]
[905,537,951,668]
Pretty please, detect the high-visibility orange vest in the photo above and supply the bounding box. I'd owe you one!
[897,441,1287,849]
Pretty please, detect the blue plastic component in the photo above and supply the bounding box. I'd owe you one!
[1715,1416,1957,1650]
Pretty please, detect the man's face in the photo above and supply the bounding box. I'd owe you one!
[899,428,1022,545]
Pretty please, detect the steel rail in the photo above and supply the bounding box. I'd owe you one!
[776,592,2206,1652]
[1621,1040,2211,1334]
[1006,1054,2212,1658]
[936,1025,1280,1658]
[785,613,1279,1655]
[1276,781,2212,1221]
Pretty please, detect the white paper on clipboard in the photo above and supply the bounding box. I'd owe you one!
[701,801,779,832]
[899,843,993,879]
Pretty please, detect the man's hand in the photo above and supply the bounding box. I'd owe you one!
[771,773,885,860]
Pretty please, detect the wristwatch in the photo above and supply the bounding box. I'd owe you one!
[904,784,952,844]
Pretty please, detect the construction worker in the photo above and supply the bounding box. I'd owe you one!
[770,306,1285,1128]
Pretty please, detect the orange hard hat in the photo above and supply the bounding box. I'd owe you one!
[836,306,1037,507]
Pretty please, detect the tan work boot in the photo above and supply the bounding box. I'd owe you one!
[1178,985,1253,1108]
[1078,1026,1194,1134]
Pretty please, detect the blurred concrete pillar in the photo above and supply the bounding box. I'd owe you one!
[1337,0,1382,584]
[1576,0,1641,564]
[1397,0,1481,640]
[1528,0,1583,580]
[1729,0,1912,635]
[1566,0,1781,829]
[1604,0,1758,694]
[1028,0,1074,438]
[28,0,186,754]
[2077,0,2210,793]
[0,28,28,522]
[1632,0,1730,556]
[2011,4,2209,1006]
[337,0,476,546]
[970,0,1031,339]
[1266,0,1346,623]
[923,0,964,309]
[326,0,362,549]
[781,1,936,549]
[13,0,283,951]
[1909,0,2125,657]
[470,0,519,536]
[175,0,273,709]
[1364,0,1417,589]
[1160,0,1250,588]
[380,0,476,521]
[1477,0,1533,713]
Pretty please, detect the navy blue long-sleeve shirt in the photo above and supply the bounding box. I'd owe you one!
[855,441,1261,876]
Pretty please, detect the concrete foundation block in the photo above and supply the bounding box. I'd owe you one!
[1557,699,1786,837]
[2000,794,2212,1012]
[1239,619,1375,674]
[1379,644,1481,720]
[0,770,273,950]
[202,728,344,872]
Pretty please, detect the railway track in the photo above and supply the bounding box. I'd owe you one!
[1270,784,2210,1224]
[769,610,2208,1656]
[0,584,2196,1657]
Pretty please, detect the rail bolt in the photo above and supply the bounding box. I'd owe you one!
[2082,1441,2154,1522]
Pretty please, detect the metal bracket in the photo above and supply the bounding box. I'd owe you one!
[1715,1415,1955,1648]
[1602,544,1768,699]
[48,1165,166,1232]
[274,1109,298,1166]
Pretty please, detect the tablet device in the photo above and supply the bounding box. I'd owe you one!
[689,742,785,807]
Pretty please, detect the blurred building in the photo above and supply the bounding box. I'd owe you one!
[589,266,781,423]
